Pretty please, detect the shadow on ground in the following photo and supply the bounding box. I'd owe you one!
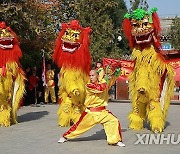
[143,121,171,131]
[18,111,49,123]
[69,128,127,142]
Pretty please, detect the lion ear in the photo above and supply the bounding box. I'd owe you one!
[0,21,6,28]
[152,12,161,35]
[84,27,92,34]
[6,27,12,31]
[122,18,134,48]
[61,23,68,29]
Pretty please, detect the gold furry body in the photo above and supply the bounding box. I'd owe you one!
[0,62,25,126]
[128,45,174,133]
[57,67,88,127]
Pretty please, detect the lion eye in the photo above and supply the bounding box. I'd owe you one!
[143,22,148,26]
[132,23,138,27]
[65,31,69,35]
[73,33,79,38]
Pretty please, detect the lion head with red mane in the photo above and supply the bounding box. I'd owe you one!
[53,20,92,74]
[122,8,161,50]
[0,21,22,68]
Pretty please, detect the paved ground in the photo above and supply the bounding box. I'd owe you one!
[0,102,180,154]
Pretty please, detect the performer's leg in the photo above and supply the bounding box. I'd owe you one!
[100,110,122,144]
[44,87,49,103]
[71,104,84,124]
[63,111,96,139]
[147,101,164,133]
[49,86,56,103]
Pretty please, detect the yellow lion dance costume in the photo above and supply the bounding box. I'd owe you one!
[53,20,91,127]
[123,8,175,133]
[0,22,25,127]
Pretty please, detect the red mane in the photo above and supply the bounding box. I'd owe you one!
[53,20,92,74]
[122,18,135,48]
[152,12,162,49]
[0,22,22,67]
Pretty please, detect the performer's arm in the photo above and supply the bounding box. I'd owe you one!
[86,82,107,94]
[107,67,121,89]
[97,68,105,82]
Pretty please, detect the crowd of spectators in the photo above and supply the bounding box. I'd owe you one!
[23,64,59,106]
[22,61,116,106]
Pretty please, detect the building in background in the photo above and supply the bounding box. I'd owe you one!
[160,17,180,100]
[160,17,180,58]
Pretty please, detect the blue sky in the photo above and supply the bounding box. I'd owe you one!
[124,0,180,17]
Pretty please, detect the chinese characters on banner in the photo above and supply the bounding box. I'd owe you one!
[167,58,180,81]
[103,58,180,81]
[103,58,134,81]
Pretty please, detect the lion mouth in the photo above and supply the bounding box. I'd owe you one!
[0,37,14,49]
[62,41,80,53]
[134,33,152,44]
[132,29,154,44]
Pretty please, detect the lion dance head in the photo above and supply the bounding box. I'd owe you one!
[53,20,92,74]
[0,21,22,68]
[122,8,161,49]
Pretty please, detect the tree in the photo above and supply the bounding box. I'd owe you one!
[0,0,60,68]
[107,0,129,57]
[1,0,129,68]
[170,17,180,50]
[56,0,129,63]
[129,0,149,11]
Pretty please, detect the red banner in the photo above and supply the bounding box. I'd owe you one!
[167,58,180,81]
[103,58,180,81]
[103,58,134,81]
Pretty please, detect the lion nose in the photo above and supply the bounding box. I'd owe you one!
[137,28,143,32]
[138,88,145,94]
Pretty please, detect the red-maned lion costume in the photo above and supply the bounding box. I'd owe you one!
[122,8,175,133]
[53,20,91,127]
[0,21,25,127]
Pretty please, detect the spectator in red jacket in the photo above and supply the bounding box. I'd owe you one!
[28,70,40,105]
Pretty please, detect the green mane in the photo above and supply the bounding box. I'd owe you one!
[124,7,158,23]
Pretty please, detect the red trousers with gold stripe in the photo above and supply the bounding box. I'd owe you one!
[63,109,122,144]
